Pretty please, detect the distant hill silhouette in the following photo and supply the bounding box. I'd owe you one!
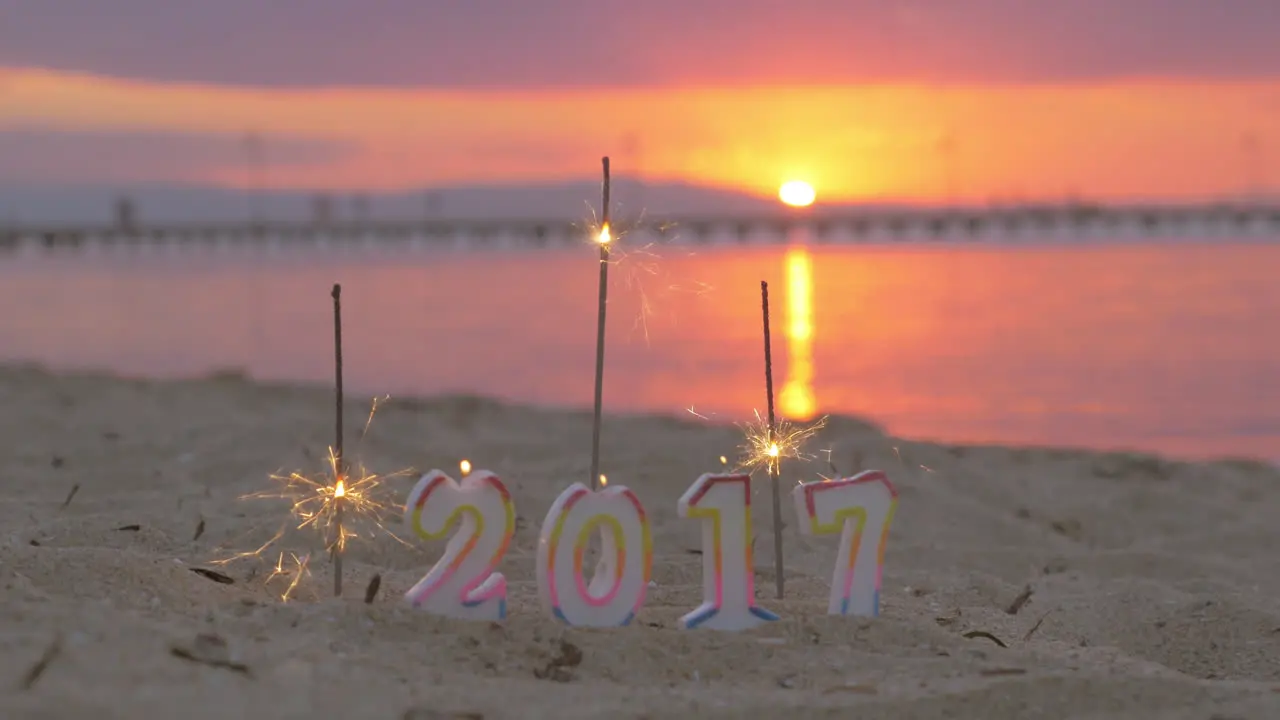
[0,179,804,226]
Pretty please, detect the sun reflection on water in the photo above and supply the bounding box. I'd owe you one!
[779,245,817,420]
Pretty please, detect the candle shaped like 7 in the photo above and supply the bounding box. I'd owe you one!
[678,473,780,630]
[537,482,652,626]
[404,469,516,621]
[792,470,898,617]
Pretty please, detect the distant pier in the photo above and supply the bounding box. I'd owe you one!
[3,203,1279,255]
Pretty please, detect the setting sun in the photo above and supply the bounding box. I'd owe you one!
[779,181,816,208]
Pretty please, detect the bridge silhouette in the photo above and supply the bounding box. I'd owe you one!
[3,202,1279,254]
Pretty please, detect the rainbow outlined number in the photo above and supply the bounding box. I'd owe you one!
[677,473,780,631]
[404,469,515,621]
[791,470,897,617]
[536,482,653,627]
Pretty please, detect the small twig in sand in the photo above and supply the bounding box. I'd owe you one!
[190,568,235,585]
[364,574,382,604]
[1022,609,1054,641]
[192,517,206,542]
[169,634,252,677]
[403,709,484,720]
[60,484,79,510]
[979,667,1027,677]
[115,524,141,532]
[963,630,1008,648]
[1005,584,1033,615]
[19,635,62,690]
[821,683,878,695]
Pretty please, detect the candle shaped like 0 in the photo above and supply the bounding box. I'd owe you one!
[678,473,780,630]
[536,482,652,626]
[792,470,897,617]
[404,469,515,621]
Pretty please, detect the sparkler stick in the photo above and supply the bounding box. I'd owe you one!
[761,280,785,599]
[589,157,611,491]
[331,283,346,597]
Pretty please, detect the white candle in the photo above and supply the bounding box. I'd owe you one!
[403,469,516,621]
[791,470,898,617]
[536,481,652,626]
[678,473,781,630]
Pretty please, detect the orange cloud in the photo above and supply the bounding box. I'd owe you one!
[1,67,1276,201]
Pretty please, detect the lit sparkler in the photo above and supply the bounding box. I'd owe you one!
[579,204,709,347]
[589,157,611,492]
[210,397,414,600]
[734,409,828,476]
[245,446,409,555]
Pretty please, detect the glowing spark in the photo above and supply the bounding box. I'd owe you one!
[459,459,472,477]
[686,406,712,421]
[361,394,390,439]
[210,529,285,566]
[719,455,728,465]
[599,474,608,487]
[598,223,612,245]
[267,552,311,602]
[735,409,828,475]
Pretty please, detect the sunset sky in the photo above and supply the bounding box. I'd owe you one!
[1,1,1278,202]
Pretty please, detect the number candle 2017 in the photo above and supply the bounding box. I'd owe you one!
[401,469,898,628]
[536,482,652,626]
[792,470,897,617]
[678,473,780,630]
[404,469,515,620]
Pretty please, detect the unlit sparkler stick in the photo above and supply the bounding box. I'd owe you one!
[589,157,611,491]
[331,283,345,597]
[761,280,785,599]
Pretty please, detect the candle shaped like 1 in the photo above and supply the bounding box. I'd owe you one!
[404,469,516,621]
[792,470,898,617]
[537,482,652,626]
[678,473,780,630]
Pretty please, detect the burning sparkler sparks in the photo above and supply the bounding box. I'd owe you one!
[244,446,411,556]
[266,552,312,602]
[578,208,711,347]
[735,409,829,476]
[210,397,414,600]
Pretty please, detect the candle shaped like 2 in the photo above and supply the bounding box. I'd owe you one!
[678,473,780,630]
[537,482,652,626]
[792,470,898,617]
[404,469,516,621]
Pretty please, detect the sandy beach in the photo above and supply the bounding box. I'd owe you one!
[2,363,1279,719]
